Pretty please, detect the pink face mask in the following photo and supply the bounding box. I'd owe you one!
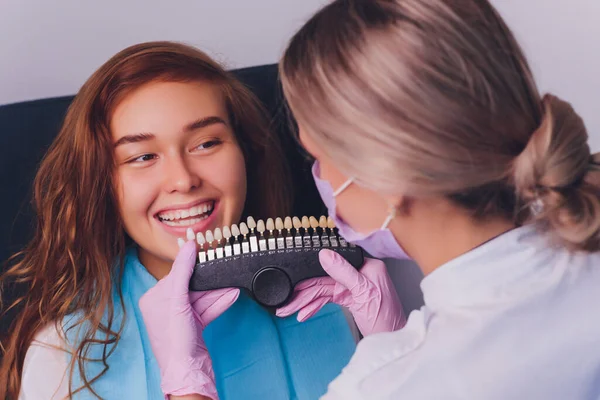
[311,161,411,260]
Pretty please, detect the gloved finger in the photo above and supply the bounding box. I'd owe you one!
[168,240,198,298]
[195,288,240,326]
[295,276,336,291]
[297,297,331,322]
[319,249,366,294]
[275,284,334,317]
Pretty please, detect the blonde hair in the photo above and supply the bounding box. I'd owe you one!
[280,0,600,251]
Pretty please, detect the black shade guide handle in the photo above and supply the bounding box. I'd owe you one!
[189,247,364,308]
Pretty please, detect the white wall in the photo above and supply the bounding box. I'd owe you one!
[0,0,598,148]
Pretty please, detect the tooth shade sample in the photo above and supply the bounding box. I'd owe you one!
[186,227,195,241]
[275,217,284,231]
[205,230,214,243]
[284,216,293,230]
[231,224,240,237]
[327,216,336,229]
[266,218,275,232]
[257,219,266,234]
[240,222,249,236]
[319,216,327,228]
[301,216,310,229]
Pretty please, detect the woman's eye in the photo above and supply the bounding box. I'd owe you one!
[195,140,222,151]
[129,154,157,163]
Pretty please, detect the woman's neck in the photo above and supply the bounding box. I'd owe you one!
[392,200,516,276]
[137,248,173,280]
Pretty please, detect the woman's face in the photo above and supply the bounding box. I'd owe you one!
[299,127,392,235]
[112,81,247,274]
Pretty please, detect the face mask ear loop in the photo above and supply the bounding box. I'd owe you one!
[333,178,354,197]
[380,206,397,230]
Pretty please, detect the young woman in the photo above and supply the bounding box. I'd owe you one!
[0,41,358,399]
[140,1,600,399]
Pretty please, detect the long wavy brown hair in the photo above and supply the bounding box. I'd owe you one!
[0,41,291,399]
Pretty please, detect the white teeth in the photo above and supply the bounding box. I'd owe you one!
[223,226,232,239]
[161,215,209,226]
[196,232,205,245]
[247,217,256,230]
[158,201,214,222]
[240,222,249,236]
[214,228,223,242]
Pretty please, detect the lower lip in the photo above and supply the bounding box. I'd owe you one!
[155,202,220,237]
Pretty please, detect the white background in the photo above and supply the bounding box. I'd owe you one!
[0,0,598,148]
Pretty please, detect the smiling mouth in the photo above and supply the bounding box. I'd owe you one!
[156,200,215,227]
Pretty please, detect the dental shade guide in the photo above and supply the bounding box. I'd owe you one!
[301,216,311,247]
[327,217,339,247]
[266,218,276,250]
[275,217,285,249]
[205,230,216,260]
[257,219,267,251]
[231,224,241,255]
[214,228,224,259]
[240,222,250,254]
[197,232,207,263]
[292,217,303,248]
[185,215,364,308]
[284,217,294,249]
[247,216,259,252]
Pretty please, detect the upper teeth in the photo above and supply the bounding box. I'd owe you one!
[158,202,213,221]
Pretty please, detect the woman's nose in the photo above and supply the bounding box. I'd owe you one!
[163,157,201,193]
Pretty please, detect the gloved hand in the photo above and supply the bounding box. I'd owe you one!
[276,249,406,336]
[139,240,240,399]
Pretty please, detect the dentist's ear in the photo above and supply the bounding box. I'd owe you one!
[386,195,413,217]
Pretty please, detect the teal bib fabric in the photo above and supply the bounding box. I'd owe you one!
[65,248,356,399]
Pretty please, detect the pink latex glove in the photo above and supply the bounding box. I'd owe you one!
[276,249,406,336]
[139,240,240,399]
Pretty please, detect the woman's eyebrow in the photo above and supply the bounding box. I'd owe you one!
[183,116,228,132]
[114,116,228,148]
[114,133,155,148]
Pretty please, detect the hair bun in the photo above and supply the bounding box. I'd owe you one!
[513,94,600,251]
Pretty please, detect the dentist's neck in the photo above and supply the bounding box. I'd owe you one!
[389,199,515,276]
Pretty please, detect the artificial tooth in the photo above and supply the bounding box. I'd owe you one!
[186,228,195,241]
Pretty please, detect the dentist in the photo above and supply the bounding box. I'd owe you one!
[140,0,600,399]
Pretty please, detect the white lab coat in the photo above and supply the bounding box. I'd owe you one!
[322,225,600,400]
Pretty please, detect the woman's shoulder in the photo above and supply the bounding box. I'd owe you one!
[20,323,69,399]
